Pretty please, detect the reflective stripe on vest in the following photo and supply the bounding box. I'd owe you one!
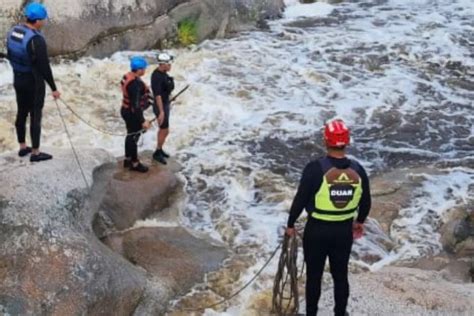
[312,157,363,222]
[121,72,151,110]
[6,24,43,73]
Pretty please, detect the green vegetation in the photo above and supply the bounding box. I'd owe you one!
[178,19,198,46]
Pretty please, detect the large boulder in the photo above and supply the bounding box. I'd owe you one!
[0,0,285,58]
[369,168,434,234]
[0,148,146,315]
[104,226,228,314]
[95,159,179,232]
[0,148,227,315]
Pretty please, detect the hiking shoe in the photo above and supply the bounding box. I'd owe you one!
[152,150,167,165]
[159,149,170,158]
[123,159,132,168]
[30,152,52,162]
[18,147,32,157]
[130,162,149,173]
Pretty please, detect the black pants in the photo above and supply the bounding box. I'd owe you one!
[13,72,45,149]
[121,107,143,162]
[303,219,353,316]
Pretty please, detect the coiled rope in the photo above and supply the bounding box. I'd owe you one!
[272,234,301,316]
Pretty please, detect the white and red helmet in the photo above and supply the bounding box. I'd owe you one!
[324,119,350,147]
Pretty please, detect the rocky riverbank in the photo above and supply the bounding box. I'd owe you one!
[241,167,474,316]
[0,0,284,58]
[0,148,227,315]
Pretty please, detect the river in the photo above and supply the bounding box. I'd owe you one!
[0,0,472,315]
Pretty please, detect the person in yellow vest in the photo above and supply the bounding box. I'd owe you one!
[120,56,152,172]
[286,119,371,316]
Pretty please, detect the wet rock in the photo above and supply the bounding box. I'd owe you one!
[364,54,389,71]
[96,159,179,231]
[436,157,474,169]
[370,108,402,130]
[339,55,356,66]
[103,227,227,296]
[369,170,425,234]
[372,19,387,27]
[285,17,341,28]
[446,78,474,91]
[441,219,467,253]
[440,207,474,255]
[440,259,473,283]
[456,237,474,258]
[358,0,388,9]
[445,60,467,72]
[247,135,325,182]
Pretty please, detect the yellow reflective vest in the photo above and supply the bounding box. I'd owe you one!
[311,158,363,221]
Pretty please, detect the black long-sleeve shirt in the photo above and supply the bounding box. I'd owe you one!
[287,156,371,228]
[126,78,146,123]
[26,35,57,91]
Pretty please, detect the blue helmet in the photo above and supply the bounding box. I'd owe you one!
[24,2,48,20]
[130,56,148,71]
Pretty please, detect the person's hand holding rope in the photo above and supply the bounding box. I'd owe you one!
[285,227,296,237]
[353,222,364,240]
[52,90,61,100]
[142,120,151,130]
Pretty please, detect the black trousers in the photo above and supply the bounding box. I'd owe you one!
[13,72,45,149]
[121,107,143,162]
[303,219,353,316]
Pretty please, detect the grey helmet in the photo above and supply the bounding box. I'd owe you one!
[157,53,173,64]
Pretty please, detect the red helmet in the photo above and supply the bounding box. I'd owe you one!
[324,119,350,147]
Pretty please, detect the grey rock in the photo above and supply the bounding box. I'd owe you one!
[0,0,285,58]
[0,148,146,315]
[0,148,227,314]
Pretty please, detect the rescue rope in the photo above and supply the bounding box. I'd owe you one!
[58,84,189,137]
[272,234,300,316]
[169,241,282,313]
[59,98,145,137]
[54,100,90,190]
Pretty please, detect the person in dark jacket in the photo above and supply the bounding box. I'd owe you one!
[120,56,152,173]
[286,119,371,316]
[151,52,174,165]
[6,2,61,162]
